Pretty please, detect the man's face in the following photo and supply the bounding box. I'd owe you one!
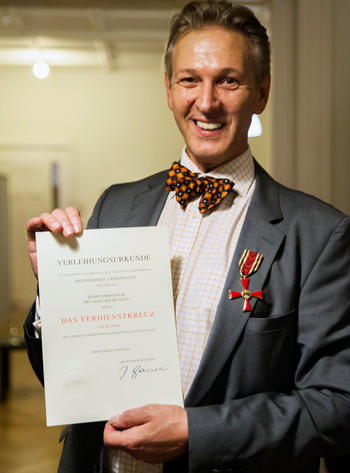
[165,26,270,171]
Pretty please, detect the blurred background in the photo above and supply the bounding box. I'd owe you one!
[0,1,348,472]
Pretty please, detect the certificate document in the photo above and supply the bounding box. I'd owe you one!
[36,227,183,426]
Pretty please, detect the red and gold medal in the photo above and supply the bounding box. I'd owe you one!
[229,250,264,312]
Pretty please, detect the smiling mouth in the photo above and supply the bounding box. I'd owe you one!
[195,120,224,131]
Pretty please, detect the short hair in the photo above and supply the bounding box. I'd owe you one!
[165,0,270,86]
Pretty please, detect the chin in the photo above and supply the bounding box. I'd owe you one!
[189,145,223,161]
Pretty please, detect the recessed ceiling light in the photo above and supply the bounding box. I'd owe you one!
[33,61,50,79]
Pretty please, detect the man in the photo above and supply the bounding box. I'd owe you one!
[25,1,350,473]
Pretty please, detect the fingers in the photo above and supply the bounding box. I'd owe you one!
[46,207,82,237]
[104,421,127,446]
[26,216,47,238]
[111,405,152,430]
[104,420,148,459]
[104,405,189,463]
[26,207,82,238]
[65,206,83,234]
[26,206,83,279]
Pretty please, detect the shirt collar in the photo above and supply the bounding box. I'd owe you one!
[179,147,255,197]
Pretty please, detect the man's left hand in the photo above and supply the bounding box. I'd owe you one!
[103,404,188,463]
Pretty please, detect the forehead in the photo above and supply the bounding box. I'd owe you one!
[172,26,252,71]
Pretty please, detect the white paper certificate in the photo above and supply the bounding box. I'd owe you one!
[36,227,183,426]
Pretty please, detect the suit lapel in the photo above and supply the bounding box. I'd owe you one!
[185,163,286,406]
[128,171,168,227]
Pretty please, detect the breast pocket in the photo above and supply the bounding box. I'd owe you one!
[246,308,296,332]
[243,309,297,391]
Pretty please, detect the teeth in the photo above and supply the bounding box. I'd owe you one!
[196,120,223,130]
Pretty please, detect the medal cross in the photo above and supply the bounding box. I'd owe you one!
[229,277,263,312]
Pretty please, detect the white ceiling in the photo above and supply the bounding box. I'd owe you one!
[0,1,269,69]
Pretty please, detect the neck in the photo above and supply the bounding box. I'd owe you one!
[186,147,249,173]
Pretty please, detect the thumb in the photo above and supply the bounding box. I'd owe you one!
[110,406,151,429]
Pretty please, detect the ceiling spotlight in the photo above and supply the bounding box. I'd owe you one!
[33,61,50,79]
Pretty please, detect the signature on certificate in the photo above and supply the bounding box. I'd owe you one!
[120,364,168,380]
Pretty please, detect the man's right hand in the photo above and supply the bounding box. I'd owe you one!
[26,206,82,279]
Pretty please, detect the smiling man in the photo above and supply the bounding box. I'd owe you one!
[24,2,350,473]
[165,25,269,171]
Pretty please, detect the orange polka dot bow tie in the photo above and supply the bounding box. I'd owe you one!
[166,162,234,213]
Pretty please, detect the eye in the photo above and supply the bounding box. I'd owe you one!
[178,77,197,87]
[220,77,240,89]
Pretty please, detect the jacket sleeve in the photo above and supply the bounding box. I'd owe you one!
[186,216,350,473]
[23,301,44,386]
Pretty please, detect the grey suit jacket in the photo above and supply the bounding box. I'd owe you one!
[25,162,350,473]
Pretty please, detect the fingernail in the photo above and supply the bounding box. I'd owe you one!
[52,222,60,230]
[110,415,119,424]
[73,222,81,233]
[63,224,73,236]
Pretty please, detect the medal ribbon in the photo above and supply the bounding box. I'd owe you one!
[239,249,263,278]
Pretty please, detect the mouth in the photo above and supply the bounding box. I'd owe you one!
[195,120,224,131]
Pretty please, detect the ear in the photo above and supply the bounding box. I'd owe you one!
[254,75,271,115]
[164,73,173,111]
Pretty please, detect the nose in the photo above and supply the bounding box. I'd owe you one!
[195,81,219,114]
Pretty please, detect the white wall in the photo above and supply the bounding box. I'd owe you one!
[333,0,350,213]
[271,0,350,215]
[0,51,183,225]
[0,175,9,319]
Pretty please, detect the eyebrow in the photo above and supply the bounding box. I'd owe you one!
[176,67,241,75]
[175,68,198,76]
